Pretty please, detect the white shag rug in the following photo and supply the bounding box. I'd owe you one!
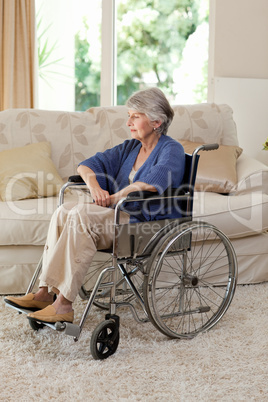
[0,284,268,402]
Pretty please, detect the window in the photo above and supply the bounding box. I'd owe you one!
[35,0,208,110]
[36,0,101,111]
[116,0,209,105]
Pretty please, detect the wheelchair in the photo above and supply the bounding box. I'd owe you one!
[5,143,237,360]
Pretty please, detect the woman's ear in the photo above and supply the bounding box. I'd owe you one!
[153,120,162,129]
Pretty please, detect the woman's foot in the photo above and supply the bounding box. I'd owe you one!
[52,293,73,314]
[27,292,74,323]
[4,292,53,311]
[27,305,74,324]
[32,287,54,303]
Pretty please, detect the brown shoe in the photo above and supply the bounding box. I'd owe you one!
[4,293,53,311]
[27,305,74,324]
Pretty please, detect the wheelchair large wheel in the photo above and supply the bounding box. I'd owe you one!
[143,221,237,339]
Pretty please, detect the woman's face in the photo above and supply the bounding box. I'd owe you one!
[126,110,159,142]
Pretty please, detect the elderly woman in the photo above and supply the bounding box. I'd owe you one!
[5,87,185,324]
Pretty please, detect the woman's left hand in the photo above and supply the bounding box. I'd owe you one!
[91,187,111,207]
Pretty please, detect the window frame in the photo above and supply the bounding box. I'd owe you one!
[36,0,211,109]
[101,0,117,106]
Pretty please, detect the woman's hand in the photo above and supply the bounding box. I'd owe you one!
[90,187,111,207]
[77,165,111,207]
[110,181,157,206]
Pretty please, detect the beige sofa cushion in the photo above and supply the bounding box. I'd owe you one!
[170,103,238,145]
[0,108,116,182]
[193,191,268,238]
[0,142,63,201]
[0,197,58,246]
[0,190,90,246]
[180,140,243,193]
[0,104,238,183]
[234,153,268,195]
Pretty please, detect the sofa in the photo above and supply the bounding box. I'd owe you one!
[1,103,268,294]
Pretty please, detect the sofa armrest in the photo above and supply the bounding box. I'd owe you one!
[232,153,268,195]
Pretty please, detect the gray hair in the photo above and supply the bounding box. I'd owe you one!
[126,87,174,136]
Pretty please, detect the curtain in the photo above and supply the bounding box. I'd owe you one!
[0,0,36,110]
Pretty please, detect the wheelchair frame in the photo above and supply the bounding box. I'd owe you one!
[5,144,238,360]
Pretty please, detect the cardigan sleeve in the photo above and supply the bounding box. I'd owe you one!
[78,139,138,192]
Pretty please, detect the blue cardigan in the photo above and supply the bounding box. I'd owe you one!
[79,135,185,222]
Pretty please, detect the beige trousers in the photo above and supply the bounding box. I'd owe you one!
[39,202,130,302]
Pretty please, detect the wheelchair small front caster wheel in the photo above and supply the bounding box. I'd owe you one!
[90,319,120,360]
[28,318,45,331]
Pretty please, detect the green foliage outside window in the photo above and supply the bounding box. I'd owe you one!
[75,18,100,111]
[116,0,199,103]
[74,0,208,110]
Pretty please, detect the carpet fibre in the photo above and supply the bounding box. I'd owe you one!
[0,283,268,401]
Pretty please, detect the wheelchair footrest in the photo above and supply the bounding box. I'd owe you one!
[5,302,32,316]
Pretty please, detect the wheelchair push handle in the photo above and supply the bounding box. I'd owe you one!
[202,143,219,151]
[191,143,219,160]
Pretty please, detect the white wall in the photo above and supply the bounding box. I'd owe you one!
[214,77,268,162]
[208,0,268,160]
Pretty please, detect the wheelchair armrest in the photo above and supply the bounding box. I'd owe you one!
[127,188,187,200]
[58,175,87,205]
[115,187,190,225]
[68,175,85,184]
[127,190,157,199]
